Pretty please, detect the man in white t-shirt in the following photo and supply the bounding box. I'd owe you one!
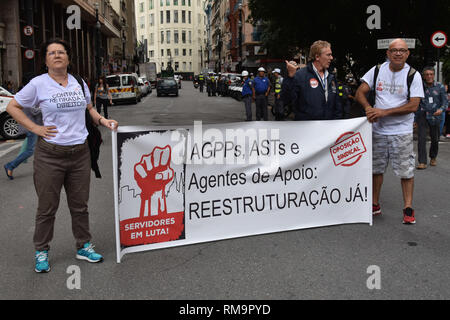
[355,38,424,225]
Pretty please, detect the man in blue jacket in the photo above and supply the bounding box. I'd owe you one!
[282,40,342,120]
[252,67,271,121]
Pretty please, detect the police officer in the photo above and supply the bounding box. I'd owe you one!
[252,67,271,121]
[198,73,205,93]
[211,73,217,97]
[206,72,213,96]
[241,71,253,121]
[272,68,284,120]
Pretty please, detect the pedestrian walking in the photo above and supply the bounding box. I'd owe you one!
[282,40,342,120]
[415,67,448,169]
[252,67,271,121]
[3,107,42,180]
[94,76,112,119]
[5,38,118,273]
[241,71,254,121]
[355,38,424,224]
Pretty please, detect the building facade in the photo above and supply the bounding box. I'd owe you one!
[135,0,207,77]
[0,0,137,92]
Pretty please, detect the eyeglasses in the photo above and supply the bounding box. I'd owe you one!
[47,50,67,57]
[388,48,408,54]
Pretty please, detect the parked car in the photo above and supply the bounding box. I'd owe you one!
[174,75,182,89]
[106,73,142,104]
[156,78,179,97]
[140,76,152,95]
[138,77,149,96]
[0,86,20,139]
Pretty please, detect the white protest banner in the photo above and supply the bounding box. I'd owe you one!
[112,118,372,262]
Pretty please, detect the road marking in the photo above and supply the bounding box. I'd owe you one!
[0,142,22,158]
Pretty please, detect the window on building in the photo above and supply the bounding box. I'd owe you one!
[175,61,179,71]
[167,49,171,57]
[174,10,178,23]
[182,0,186,5]
[166,10,171,23]
[175,48,179,56]
[182,30,186,43]
[188,0,191,7]
[161,49,164,56]
[174,0,178,5]
[160,0,164,6]
[161,31,164,43]
[188,11,191,24]
[149,50,154,58]
[149,0,154,9]
[189,62,192,71]
[183,62,186,70]
[166,0,170,5]
[188,30,191,43]
[149,13,154,26]
[139,2,144,12]
[181,10,186,23]
[166,30,171,44]
[189,49,192,56]
[160,11,164,23]
[174,30,179,43]
[140,16,145,29]
[150,33,154,45]
[183,48,186,56]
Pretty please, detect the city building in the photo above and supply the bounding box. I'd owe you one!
[0,0,137,92]
[135,0,208,77]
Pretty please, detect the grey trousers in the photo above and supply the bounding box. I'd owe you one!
[243,95,252,121]
[33,138,92,251]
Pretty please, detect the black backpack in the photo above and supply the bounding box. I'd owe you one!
[368,64,417,106]
[73,74,103,179]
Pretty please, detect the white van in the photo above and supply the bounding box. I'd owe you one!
[106,73,142,104]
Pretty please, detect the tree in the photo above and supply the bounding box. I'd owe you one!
[248,0,450,80]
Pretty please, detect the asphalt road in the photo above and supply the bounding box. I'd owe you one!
[1,83,449,300]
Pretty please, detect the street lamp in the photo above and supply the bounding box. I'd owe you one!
[238,3,243,73]
[94,2,102,80]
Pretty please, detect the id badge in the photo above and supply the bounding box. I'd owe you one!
[429,97,434,104]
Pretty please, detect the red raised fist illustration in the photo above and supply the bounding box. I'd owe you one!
[134,146,174,218]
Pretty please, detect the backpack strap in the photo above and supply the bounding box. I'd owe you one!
[407,67,417,101]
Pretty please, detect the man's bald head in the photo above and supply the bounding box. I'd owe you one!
[387,38,410,71]
[389,38,409,50]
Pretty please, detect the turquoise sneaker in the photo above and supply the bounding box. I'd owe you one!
[35,251,50,273]
[76,242,103,263]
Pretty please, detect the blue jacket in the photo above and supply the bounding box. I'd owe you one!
[242,78,253,97]
[281,62,342,120]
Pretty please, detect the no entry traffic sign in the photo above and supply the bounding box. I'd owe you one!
[431,31,447,49]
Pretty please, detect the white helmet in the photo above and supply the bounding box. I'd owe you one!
[272,68,281,74]
[242,71,249,77]
[258,67,266,72]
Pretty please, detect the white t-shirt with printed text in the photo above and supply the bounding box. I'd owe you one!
[14,74,91,146]
[361,62,424,135]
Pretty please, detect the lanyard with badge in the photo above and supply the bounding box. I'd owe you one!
[314,69,328,102]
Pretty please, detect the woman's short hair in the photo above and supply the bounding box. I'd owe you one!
[39,38,72,74]
[308,40,331,62]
